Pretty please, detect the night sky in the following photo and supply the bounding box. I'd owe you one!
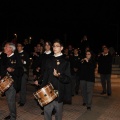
[0,0,119,52]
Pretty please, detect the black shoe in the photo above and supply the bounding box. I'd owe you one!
[41,111,44,115]
[63,100,72,105]
[4,115,11,120]
[18,101,21,104]
[19,103,25,106]
[87,107,91,110]
[82,103,86,106]
[101,92,106,95]
[1,93,5,97]
[107,93,111,96]
[75,91,78,95]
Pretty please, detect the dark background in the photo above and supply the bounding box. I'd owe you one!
[0,0,119,53]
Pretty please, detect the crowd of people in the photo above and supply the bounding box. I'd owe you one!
[0,35,114,120]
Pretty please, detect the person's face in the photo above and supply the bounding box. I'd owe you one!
[103,48,109,54]
[17,44,23,52]
[37,44,41,50]
[86,51,91,59]
[68,45,72,50]
[4,44,12,54]
[45,42,51,51]
[64,48,68,53]
[85,47,90,51]
[53,42,63,54]
[74,49,78,55]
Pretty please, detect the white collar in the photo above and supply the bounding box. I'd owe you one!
[54,53,63,57]
[19,50,24,53]
[74,54,79,56]
[7,53,14,57]
[103,53,108,56]
[44,50,51,54]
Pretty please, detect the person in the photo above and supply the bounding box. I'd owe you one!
[34,40,56,115]
[98,47,112,96]
[79,50,96,110]
[17,42,30,106]
[80,35,89,57]
[70,48,82,95]
[34,39,71,120]
[1,42,23,120]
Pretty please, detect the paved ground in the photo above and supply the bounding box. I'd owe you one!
[0,81,120,120]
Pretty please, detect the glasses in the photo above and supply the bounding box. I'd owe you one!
[52,46,61,48]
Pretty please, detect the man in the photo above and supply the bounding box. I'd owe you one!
[35,39,71,120]
[17,42,30,106]
[98,47,112,96]
[1,42,23,120]
[70,48,81,96]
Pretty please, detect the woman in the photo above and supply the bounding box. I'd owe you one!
[79,50,96,110]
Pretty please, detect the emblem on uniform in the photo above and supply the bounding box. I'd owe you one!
[57,60,60,65]
[11,60,16,64]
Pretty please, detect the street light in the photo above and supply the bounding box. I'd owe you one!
[14,33,17,38]
[29,36,32,44]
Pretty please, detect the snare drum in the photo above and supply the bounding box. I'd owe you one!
[33,83,58,107]
[0,75,14,93]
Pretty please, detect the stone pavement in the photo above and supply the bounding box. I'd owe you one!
[0,81,120,120]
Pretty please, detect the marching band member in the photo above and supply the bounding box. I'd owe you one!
[17,42,30,106]
[79,50,96,110]
[1,42,23,120]
[98,47,112,96]
[35,39,71,120]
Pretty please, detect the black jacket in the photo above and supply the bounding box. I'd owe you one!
[70,55,82,75]
[18,50,30,75]
[0,53,24,92]
[41,55,71,103]
[98,53,112,74]
[79,58,96,82]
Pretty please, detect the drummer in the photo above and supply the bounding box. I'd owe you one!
[1,42,24,120]
[34,39,71,120]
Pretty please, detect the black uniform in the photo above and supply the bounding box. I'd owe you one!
[98,53,112,95]
[18,50,30,105]
[41,55,71,120]
[0,53,24,91]
[79,58,96,108]
[70,55,81,95]
[0,53,24,119]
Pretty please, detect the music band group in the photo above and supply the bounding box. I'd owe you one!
[0,39,112,120]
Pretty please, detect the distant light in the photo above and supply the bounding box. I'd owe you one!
[14,34,17,38]
[29,37,32,39]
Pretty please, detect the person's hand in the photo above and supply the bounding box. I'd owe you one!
[53,69,60,77]
[84,58,88,62]
[36,67,40,72]
[74,68,78,72]
[33,52,38,56]
[34,80,39,86]
[7,67,14,72]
